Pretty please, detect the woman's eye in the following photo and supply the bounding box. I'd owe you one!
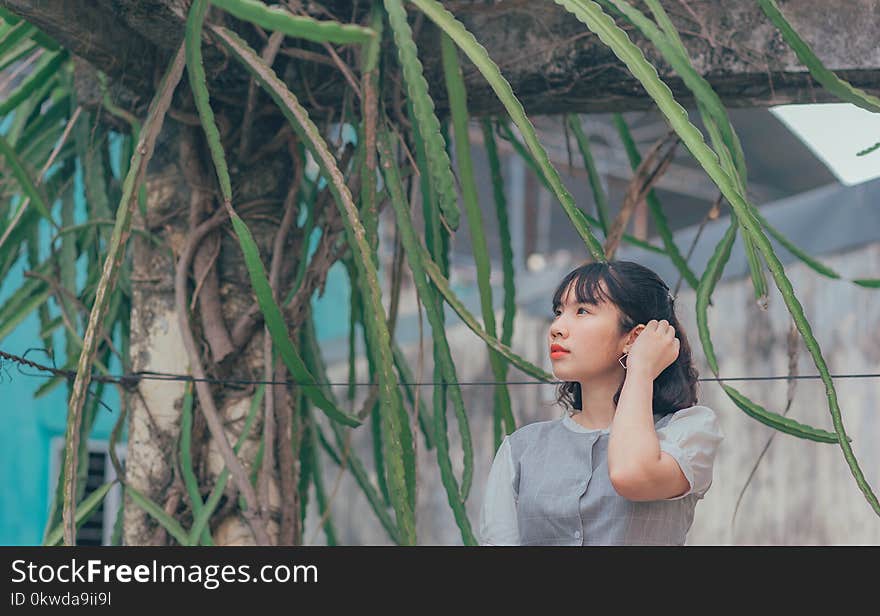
[552,307,589,318]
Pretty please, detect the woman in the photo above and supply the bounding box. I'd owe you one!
[478,260,724,546]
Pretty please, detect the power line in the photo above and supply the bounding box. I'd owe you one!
[2,349,878,390]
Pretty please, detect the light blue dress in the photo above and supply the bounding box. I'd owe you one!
[478,405,724,546]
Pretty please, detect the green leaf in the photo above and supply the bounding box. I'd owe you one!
[441,32,510,501]
[44,482,115,546]
[480,118,518,440]
[0,134,54,223]
[856,141,880,157]
[212,23,416,542]
[384,0,460,231]
[611,113,700,291]
[307,404,338,545]
[0,286,51,342]
[566,114,611,236]
[409,0,606,262]
[0,50,67,117]
[61,37,188,546]
[300,312,402,544]
[378,127,476,544]
[391,339,436,450]
[605,0,747,182]
[600,0,773,305]
[0,20,35,57]
[722,384,848,444]
[0,39,37,74]
[497,118,663,256]
[409,190,555,384]
[179,381,215,545]
[186,0,232,202]
[358,2,384,264]
[696,217,736,376]
[126,485,193,545]
[757,0,880,113]
[228,212,361,427]
[209,0,376,45]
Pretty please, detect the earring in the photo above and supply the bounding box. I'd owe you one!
[618,352,628,369]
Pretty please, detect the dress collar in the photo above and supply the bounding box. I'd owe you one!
[561,411,664,434]
[561,412,611,434]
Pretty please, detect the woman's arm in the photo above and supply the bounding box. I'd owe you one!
[607,319,691,501]
[607,367,665,477]
[607,367,690,501]
[478,437,520,545]
[656,406,725,500]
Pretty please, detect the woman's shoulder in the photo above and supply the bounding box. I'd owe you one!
[656,404,724,439]
[667,404,718,421]
[507,415,565,442]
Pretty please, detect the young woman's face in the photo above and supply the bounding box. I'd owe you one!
[548,280,628,381]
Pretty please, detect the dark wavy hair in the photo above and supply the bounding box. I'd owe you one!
[552,260,699,418]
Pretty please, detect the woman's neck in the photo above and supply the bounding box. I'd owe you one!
[573,373,625,430]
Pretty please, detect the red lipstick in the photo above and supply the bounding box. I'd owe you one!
[550,343,570,359]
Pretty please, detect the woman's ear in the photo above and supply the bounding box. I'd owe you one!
[624,324,644,353]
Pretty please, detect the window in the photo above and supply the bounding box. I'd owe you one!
[48,437,127,545]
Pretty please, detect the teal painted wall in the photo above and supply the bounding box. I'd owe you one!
[0,123,359,545]
[0,122,123,545]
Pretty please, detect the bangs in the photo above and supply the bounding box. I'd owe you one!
[551,265,613,311]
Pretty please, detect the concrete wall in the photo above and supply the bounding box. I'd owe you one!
[309,237,880,545]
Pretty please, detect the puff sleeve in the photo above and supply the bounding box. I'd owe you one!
[478,436,520,545]
[656,405,724,500]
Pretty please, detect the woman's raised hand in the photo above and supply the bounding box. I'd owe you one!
[626,319,680,381]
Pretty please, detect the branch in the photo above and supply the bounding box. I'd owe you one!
[7,0,880,116]
[174,207,272,545]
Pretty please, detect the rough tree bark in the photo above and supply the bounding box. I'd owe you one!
[4,0,880,117]
[121,104,350,544]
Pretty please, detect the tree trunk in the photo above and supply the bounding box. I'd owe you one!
[121,100,348,544]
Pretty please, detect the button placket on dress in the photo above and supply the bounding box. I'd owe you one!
[574,432,601,545]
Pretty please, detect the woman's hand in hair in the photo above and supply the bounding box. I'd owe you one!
[625,319,680,381]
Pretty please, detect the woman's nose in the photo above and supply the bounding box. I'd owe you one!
[550,319,567,339]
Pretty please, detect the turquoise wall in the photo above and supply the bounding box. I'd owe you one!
[0,124,358,545]
[0,125,123,544]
